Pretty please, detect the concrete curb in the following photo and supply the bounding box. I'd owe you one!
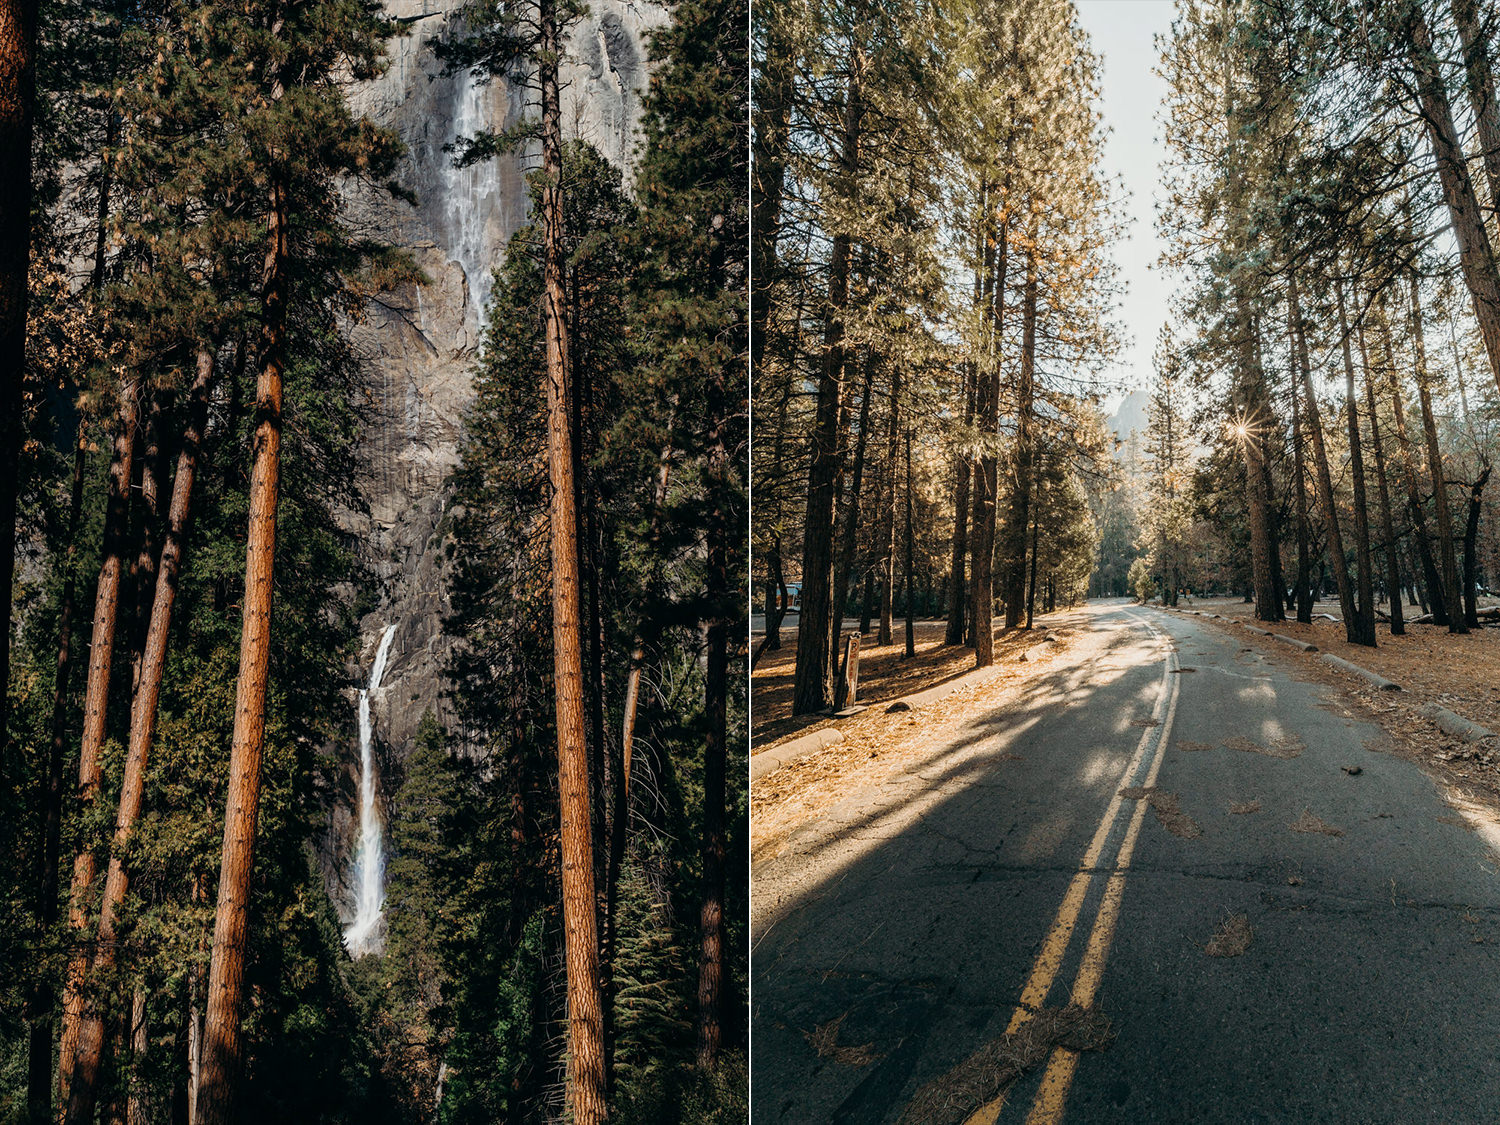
[1320,654,1401,691]
[1272,633,1319,652]
[1418,702,1498,744]
[886,668,988,712]
[750,728,845,781]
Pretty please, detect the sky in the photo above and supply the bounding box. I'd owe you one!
[1073,0,1176,413]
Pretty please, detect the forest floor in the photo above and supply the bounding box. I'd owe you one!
[751,616,1062,746]
[751,609,1084,865]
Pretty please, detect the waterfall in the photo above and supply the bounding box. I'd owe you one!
[441,66,502,331]
[344,623,399,957]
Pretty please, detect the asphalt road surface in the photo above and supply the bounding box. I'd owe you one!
[752,601,1500,1123]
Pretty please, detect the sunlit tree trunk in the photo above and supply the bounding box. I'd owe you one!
[68,346,215,1124]
[1237,297,1282,623]
[1450,0,1500,225]
[197,162,288,1125]
[537,0,605,1112]
[944,363,974,645]
[1003,251,1038,630]
[831,353,876,643]
[877,361,901,646]
[793,60,860,713]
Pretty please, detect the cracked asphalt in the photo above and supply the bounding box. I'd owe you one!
[751,600,1500,1123]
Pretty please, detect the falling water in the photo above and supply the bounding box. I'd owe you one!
[344,623,399,957]
[441,66,502,330]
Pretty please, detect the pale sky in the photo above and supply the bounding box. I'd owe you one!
[1074,0,1175,411]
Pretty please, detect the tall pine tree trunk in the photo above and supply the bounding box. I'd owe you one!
[1003,252,1037,630]
[196,163,289,1125]
[27,423,86,1121]
[537,0,605,1112]
[1290,274,1358,638]
[1288,342,1313,623]
[1410,272,1467,634]
[60,377,138,1109]
[830,353,877,642]
[904,430,915,658]
[1408,8,1500,397]
[944,364,974,645]
[1358,323,1403,634]
[970,210,1006,666]
[67,345,215,1124]
[1336,281,1377,646]
[1374,300,1449,623]
[793,62,860,713]
[877,361,901,646]
[1238,296,1282,623]
[1451,0,1500,222]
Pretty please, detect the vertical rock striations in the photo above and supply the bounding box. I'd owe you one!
[321,0,664,925]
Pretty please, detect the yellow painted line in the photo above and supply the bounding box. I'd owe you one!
[1024,619,1182,1125]
[959,616,1178,1125]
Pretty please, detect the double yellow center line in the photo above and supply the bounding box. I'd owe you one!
[964,614,1181,1125]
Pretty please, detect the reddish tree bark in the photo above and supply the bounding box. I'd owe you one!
[67,345,215,1125]
[197,164,288,1125]
[536,0,605,1113]
[59,379,138,1109]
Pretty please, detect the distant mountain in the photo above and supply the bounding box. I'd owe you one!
[1107,388,1150,441]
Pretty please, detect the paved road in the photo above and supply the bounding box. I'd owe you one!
[752,601,1500,1123]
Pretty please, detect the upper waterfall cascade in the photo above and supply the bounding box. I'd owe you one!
[345,623,399,956]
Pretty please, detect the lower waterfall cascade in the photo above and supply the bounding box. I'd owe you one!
[344,622,399,956]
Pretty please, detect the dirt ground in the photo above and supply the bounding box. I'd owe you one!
[1184,595,1500,734]
[751,617,1048,747]
[750,610,1084,864]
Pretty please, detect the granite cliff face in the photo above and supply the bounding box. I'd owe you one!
[321,0,665,923]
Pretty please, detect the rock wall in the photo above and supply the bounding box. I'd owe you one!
[321,0,665,922]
